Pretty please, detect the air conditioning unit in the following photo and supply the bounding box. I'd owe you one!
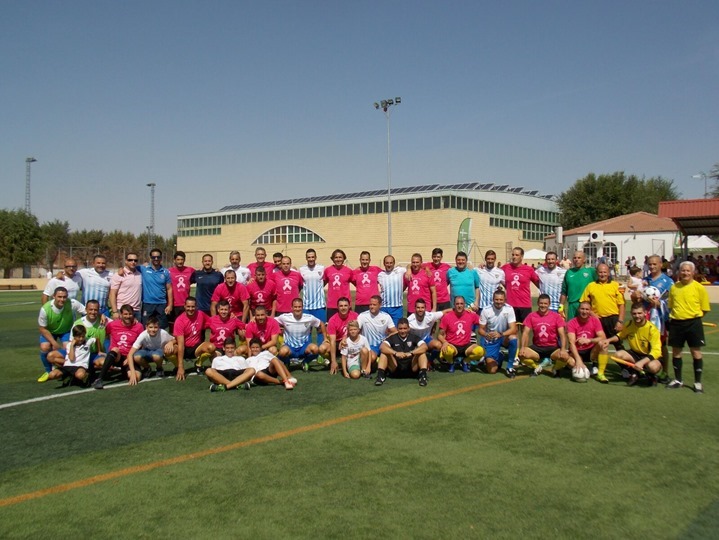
[589,230,604,242]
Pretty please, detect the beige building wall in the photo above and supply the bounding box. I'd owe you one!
[177,208,543,268]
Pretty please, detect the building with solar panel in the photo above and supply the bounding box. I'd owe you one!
[176,182,560,266]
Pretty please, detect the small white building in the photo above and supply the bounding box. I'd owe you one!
[545,212,679,270]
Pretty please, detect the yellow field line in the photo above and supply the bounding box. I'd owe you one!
[0,377,520,508]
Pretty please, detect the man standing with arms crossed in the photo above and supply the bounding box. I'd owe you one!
[109,252,142,320]
[139,248,173,329]
[476,250,505,310]
[560,251,597,321]
[536,251,566,313]
[76,255,112,316]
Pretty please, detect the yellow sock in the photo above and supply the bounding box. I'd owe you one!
[440,345,457,363]
[466,345,485,362]
[521,358,538,369]
[598,353,609,376]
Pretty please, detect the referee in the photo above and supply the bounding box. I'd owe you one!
[666,261,710,393]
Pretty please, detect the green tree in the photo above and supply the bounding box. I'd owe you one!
[557,172,679,230]
[708,163,719,198]
[40,219,70,272]
[67,229,106,268]
[0,210,45,278]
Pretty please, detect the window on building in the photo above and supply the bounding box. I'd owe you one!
[253,225,326,245]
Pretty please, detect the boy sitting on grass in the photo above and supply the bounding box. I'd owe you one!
[126,316,178,385]
[46,325,95,387]
[205,338,256,392]
[340,320,370,379]
[245,338,297,390]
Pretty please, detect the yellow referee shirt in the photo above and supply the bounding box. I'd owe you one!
[668,281,710,320]
[580,281,625,318]
[618,319,662,359]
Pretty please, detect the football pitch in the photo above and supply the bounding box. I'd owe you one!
[1,291,718,539]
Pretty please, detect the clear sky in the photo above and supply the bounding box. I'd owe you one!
[2,1,717,237]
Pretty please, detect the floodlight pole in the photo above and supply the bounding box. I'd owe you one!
[692,173,708,199]
[146,182,156,250]
[374,97,401,255]
[25,157,37,213]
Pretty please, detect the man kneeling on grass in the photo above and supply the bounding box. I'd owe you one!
[600,303,663,386]
[205,339,256,392]
[375,318,429,387]
[46,325,94,387]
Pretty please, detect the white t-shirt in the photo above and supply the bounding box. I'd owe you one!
[341,334,370,368]
[43,275,83,300]
[132,329,174,351]
[275,313,322,348]
[479,305,516,336]
[407,311,444,340]
[221,265,252,284]
[246,350,275,372]
[64,338,97,369]
[211,354,248,371]
[476,267,506,309]
[357,311,395,347]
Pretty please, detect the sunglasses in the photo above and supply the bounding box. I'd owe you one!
[126,258,139,262]
[151,256,162,260]
[65,265,77,269]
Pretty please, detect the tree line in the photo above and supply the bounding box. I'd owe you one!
[0,210,176,278]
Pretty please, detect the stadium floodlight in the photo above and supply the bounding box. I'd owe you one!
[692,172,708,199]
[373,96,401,254]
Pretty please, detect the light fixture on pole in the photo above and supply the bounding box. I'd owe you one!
[146,182,156,250]
[374,97,401,255]
[692,172,708,199]
[25,157,37,214]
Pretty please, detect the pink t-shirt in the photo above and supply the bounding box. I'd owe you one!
[423,262,451,303]
[174,311,210,348]
[351,266,381,305]
[110,267,143,311]
[405,269,434,311]
[273,270,303,313]
[211,282,250,317]
[439,310,479,347]
[524,310,565,348]
[169,266,195,307]
[208,315,244,349]
[566,315,603,351]
[323,265,353,309]
[106,319,144,355]
[246,279,277,311]
[248,261,272,277]
[501,263,540,309]
[245,318,281,345]
[327,311,359,342]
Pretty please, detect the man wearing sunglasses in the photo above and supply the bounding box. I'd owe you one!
[139,249,173,329]
[109,252,143,320]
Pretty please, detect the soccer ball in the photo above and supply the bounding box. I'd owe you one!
[572,366,590,382]
[643,286,661,301]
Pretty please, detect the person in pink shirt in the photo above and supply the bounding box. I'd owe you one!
[501,247,540,325]
[323,249,353,319]
[247,246,271,277]
[273,256,303,315]
[246,266,277,316]
[210,269,250,321]
[518,294,570,378]
[564,300,607,378]
[109,252,143,320]
[92,304,144,389]
[351,251,381,314]
[208,300,246,355]
[173,296,213,380]
[244,305,281,355]
[424,247,452,310]
[405,253,437,315]
[327,296,359,374]
[168,251,195,328]
[438,296,485,373]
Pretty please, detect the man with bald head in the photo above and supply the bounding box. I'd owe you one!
[560,251,597,320]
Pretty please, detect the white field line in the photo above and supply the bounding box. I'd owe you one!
[0,302,37,308]
[0,373,200,410]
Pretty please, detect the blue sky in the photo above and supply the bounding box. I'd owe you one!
[2,1,717,237]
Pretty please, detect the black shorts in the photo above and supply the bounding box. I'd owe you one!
[530,345,558,358]
[576,348,592,364]
[600,315,620,339]
[668,318,705,349]
[169,306,185,322]
[60,365,84,377]
[436,301,451,311]
[184,345,199,360]
[514,307,532,324]
[450,344,477,357]
[626,350,650,363]
[217,368,248,380]
[391,358,414,378]
[326,308,339,320]
[354,304,369,314]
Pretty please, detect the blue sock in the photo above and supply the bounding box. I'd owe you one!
[507,339,518,368]
[40,351,52,372]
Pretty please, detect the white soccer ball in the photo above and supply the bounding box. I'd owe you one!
[643,286,661,301]
[572,366,590,382]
